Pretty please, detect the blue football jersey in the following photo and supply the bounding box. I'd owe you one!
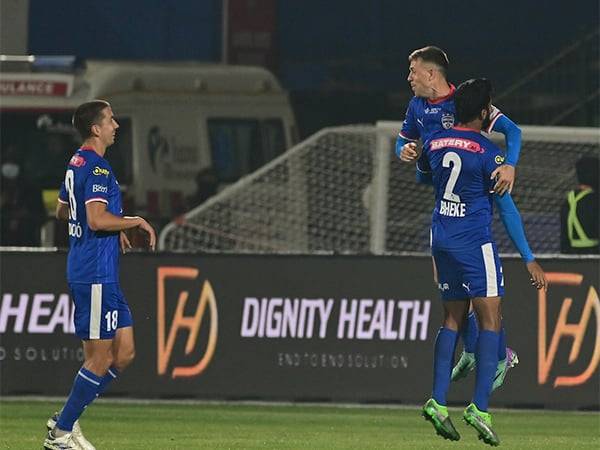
[58,147,122,283]
[399,84,503,144]
[424,127,505,251]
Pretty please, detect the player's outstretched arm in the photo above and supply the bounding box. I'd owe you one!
[86,201,156,250]
[494,192,547,290]
[490,115,521,195]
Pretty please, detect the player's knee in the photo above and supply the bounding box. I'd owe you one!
[84,353,114,376]
[478,315,501,332]
[442,317,461,331]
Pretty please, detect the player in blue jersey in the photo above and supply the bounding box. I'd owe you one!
[396,46,522,389]
[397,46,520,194]
[44,100,156,450]
[420,79,546,445]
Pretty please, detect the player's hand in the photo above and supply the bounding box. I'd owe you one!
[526,260,547,291]
[137,218,157,251]
[491,164,515,195]
[399,142,420,163]
[119,231,132,254]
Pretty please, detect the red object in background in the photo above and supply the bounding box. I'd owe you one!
[0,80,70,96]
[227,0,277,72]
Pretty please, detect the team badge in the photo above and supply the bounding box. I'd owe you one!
[441,113,454,129]
[69,155,86,167]
[495,155,505,165]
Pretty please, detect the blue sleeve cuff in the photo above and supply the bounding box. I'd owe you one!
[494,193,534,262]
[395,135,409,158]
[492,115,521,166]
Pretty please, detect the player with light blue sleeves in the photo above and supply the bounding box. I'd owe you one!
[396,46,521,194]
[419,79,547,446]
[396,46,523,389]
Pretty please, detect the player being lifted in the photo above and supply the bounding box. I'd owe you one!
[44,100,156,450]
[396,46,521,389]
[419,79,546,445]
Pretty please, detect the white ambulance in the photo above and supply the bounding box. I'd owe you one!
[0,55,297,228]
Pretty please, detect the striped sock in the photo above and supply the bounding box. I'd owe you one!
[56,367,102,432]
[97,366,119,397]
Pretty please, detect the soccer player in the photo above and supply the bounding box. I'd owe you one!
[44,100,156,450]
[396,46,522,389]
[419,79,546,445]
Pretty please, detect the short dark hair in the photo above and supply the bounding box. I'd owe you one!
[454,78,493,124]
[575,156,599,188]
[72,100,111,140]
[408,46,449,77]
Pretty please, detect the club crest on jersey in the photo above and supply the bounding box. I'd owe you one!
[69,155,86,167]
[495,155,505,165]
[93,166,110,177]
[441,113,455,129]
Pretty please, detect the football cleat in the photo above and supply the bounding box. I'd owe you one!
[463,403,500,446]
[43,430,80,450]
[47,412,96,450]
[492,347,519,392]
[451,351,476,381]
[421,398,461,441]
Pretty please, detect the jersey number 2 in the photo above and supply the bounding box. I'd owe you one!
[442,152,462,202]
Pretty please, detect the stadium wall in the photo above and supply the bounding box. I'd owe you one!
[1,251,598,410]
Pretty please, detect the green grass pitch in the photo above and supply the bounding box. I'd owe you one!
[0,400,598,449]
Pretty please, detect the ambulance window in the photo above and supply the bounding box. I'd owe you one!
[261,119,286,163]
[105,117,133,185]
[207,118,286,182]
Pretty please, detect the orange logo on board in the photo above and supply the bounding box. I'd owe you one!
[538,272,600,387]
[157,267,218,378]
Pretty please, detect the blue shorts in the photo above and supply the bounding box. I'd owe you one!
[69,282,133,340]
[432,242,504,301]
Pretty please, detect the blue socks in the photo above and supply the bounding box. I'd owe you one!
[57,367,102,432]
[97,366,119,397]
[462,311,478,353]
[473,330,500,411]
[55,366,119,432]
[463,313,508,363]
[497,324,507,361]
[432,327,459,406]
